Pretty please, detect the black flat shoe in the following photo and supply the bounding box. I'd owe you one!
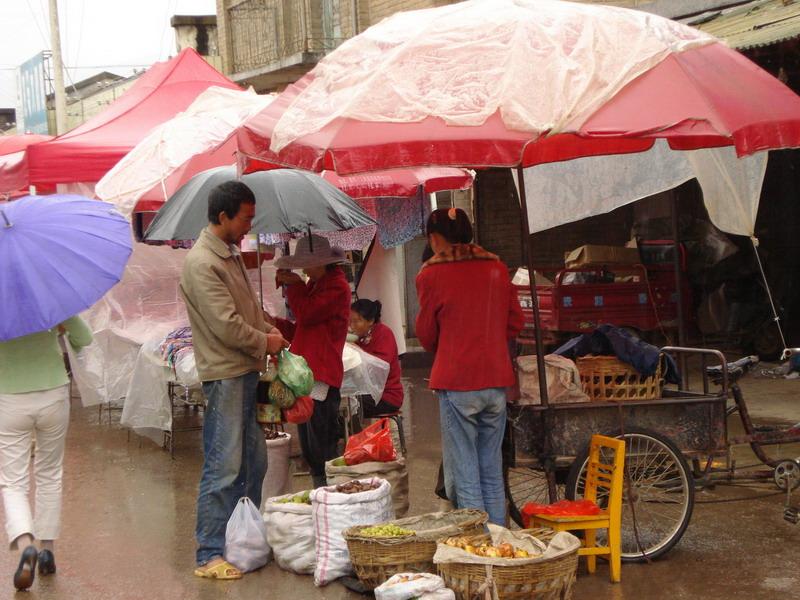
[38,550,56,576]
[13,545,38,591]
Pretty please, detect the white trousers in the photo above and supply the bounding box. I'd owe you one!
[0,385,70,548]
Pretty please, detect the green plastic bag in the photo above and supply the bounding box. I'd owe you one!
[277,349,314,397]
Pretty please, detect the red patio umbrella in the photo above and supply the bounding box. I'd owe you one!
[236,0,800,389]
[321,167,473,198]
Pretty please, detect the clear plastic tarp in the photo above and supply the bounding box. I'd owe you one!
[516,142,768,237]
[270,0,713,152]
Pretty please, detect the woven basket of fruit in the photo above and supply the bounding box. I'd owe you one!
[436,528,579,600]
[343,509,487,591]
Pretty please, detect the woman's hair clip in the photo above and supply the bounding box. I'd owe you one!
[448,207,457,220]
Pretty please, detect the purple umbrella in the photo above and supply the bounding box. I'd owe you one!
[0,195,132,341]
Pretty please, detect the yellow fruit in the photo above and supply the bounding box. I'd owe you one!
[464,545,476,554]
[484,547,501,558]
[514,549,530,558]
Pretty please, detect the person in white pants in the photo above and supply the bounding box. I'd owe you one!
[0,317,92,591]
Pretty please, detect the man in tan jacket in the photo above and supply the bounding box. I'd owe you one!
[180,181,286,580]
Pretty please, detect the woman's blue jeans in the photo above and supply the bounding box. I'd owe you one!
[195,372,267,565]
[438,388,507,525]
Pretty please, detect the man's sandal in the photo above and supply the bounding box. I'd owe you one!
[193,560,243,580]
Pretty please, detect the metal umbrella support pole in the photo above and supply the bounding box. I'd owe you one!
[751,237,788,353]
[516,166,558,502]
[671,193,689,389]
[256,238,264,307]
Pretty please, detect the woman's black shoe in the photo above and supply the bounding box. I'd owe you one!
[13,545,38,591]
[38,550,56,576]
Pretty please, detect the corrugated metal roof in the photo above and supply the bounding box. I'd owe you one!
[685,0,800,49]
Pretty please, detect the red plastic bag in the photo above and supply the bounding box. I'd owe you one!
[283,395,314,424]
[521,499,601,527]
[343,418,397,466]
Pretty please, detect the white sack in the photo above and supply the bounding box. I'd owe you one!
[325,457,409,517]
[311,477,394,586]
[375,573,447,600]
[516,354,588,405]
[224,497,272,572]
[262,492,315,575]
[262,433,292,507]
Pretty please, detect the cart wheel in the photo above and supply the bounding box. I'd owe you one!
[505,467,566,527]
[566,428,695,562]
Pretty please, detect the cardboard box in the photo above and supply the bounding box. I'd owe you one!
[564,244,641,269]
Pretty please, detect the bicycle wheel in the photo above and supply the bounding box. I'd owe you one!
[566,428,695,562]
[505,466,567,527]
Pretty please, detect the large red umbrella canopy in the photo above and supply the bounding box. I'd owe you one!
[26,48,240,186]
[284,166,471,198]
[236,0,800,175]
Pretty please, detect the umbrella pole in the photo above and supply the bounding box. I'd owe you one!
[671,193,689,389]
[257,241,264,307]
[516,166,557,502]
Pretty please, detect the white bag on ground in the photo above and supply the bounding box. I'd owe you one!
[224,497,271,572]
[262,432,292,508]
[325,457,409,517]
[311,477,394,586]
[262,491,315,575]
[375,573,453,600]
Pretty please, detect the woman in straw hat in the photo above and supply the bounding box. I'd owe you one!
[273,235,351,488]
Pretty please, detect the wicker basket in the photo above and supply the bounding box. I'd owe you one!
[343,509,488,590]
[437,529,578,600]
[576,354,663,401]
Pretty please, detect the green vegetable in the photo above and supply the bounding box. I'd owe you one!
[331,457,347,467]
[359,524,414,538]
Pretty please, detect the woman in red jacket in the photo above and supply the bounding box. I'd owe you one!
[274,235,351,489]
[415,208,523,525]
[349,299,403,415]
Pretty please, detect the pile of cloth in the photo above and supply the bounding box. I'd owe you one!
[555,324,681,384]
[159,326,193,373]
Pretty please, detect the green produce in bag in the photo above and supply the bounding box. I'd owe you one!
[277,349,314,397]
[268,378,297,409]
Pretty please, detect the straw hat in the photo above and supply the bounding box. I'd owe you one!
[274,234,347,269]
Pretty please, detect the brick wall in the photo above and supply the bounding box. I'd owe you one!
[474,169,526,271]
[474,168,637,271]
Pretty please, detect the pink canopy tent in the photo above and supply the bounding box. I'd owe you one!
[0,135,54,197]
[25,48,240,188]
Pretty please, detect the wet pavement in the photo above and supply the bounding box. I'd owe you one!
[0,367,798,599]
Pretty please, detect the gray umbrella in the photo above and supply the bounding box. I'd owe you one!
[144,166,376,244]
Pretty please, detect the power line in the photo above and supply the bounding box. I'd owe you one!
[24,0,49,47]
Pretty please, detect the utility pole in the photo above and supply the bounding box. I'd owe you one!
[48,0,67,134]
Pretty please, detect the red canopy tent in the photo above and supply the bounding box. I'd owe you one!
[25,48,240,188]
[0,135,54,198]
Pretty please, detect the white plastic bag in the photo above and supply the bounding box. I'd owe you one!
[311,477,394,586]
[223,497,271,572]
[262,492,315,575]
[375,573,449,600]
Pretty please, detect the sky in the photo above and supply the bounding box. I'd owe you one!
[0,0,217,109]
